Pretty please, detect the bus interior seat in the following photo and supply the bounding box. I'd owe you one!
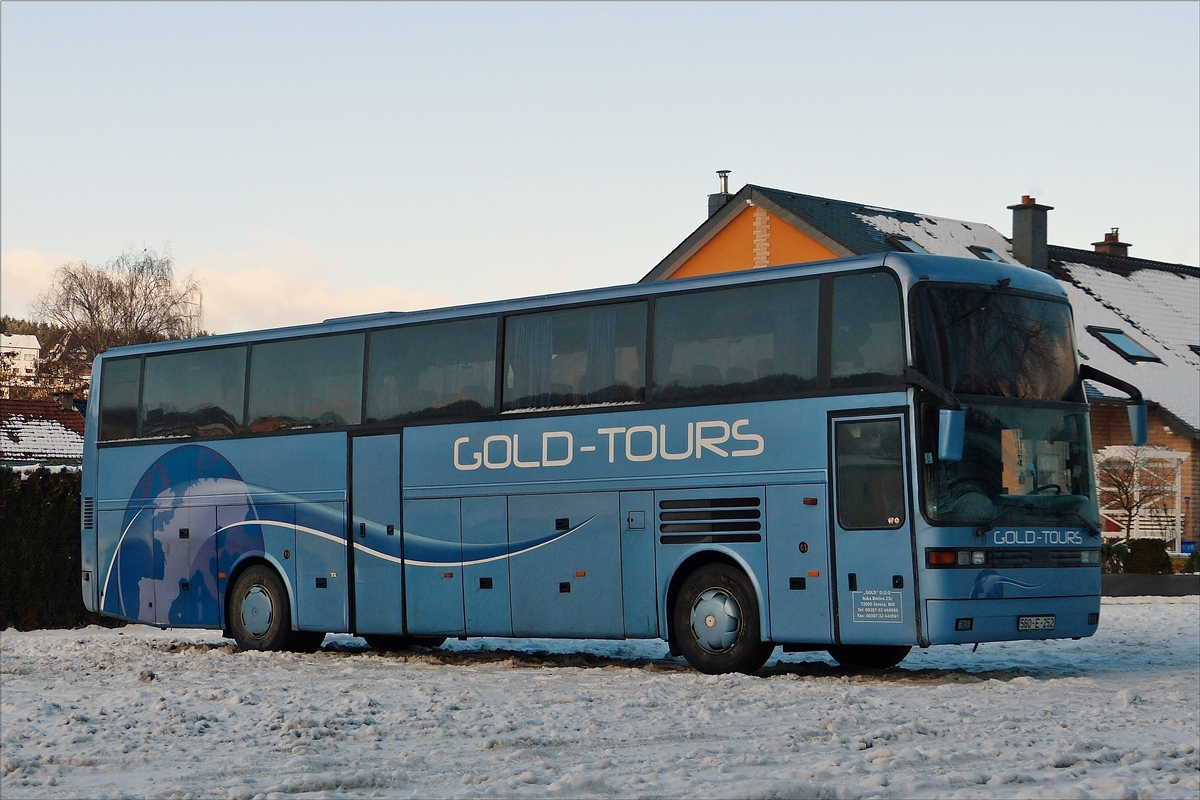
[725,366,754,385]
[691,365,723,386]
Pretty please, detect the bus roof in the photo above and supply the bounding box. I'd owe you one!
[94,252,1067,361]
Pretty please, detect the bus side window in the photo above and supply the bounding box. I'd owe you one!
[835,419,906,530]
[831,272,904,386]
[503,302,646,412]
[142,346,247,438]
[99,356,142,441]
[366,317,498,423]
[248,333,364,432]
[652,279,818,404]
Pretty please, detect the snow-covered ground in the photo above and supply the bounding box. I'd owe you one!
[2,597,1197,799]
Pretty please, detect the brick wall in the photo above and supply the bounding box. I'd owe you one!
[1089,402,1199,545]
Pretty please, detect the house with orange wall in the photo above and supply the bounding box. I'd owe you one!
[641,176,1199,551]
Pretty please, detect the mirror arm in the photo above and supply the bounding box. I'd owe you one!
[904,367,960,409]
[1079,364,1143,404]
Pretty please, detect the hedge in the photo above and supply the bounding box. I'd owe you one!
[0,467,122,630]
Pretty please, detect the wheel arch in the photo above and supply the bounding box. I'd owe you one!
[222,553,298,637]
[662,547,771,651]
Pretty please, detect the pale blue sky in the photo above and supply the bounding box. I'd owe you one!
[3,2,1197,332]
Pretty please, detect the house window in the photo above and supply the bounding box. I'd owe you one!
[1189,344,1200,358]
[968,246,1004,262]
[886,235,928,254]
[1086,326,1161,364]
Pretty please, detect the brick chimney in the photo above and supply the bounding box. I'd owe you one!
[708,170,733,217]
[1008,195,1054,271]
[1092,228,1130,257]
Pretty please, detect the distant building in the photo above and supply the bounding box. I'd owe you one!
[644,178,1199,550]
[1,334,41,386]
[0,399,86,467]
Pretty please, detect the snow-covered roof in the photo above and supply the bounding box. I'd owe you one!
[1048,249,1199,435]
[0,400,85,465]
[1,334,41,352]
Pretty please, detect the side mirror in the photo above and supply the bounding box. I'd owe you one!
[1127,401,1148,447]
[938,408,965,462]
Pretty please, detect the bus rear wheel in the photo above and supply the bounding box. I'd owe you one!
[672,563,774,675]
[229,565,292,651]
[827,644,911,670]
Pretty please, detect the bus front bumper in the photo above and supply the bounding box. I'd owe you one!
[925,595,1100,644]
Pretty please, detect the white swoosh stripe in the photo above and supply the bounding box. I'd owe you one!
[100,505,149,613]
[402,514,597,568]
[215,519,347,546]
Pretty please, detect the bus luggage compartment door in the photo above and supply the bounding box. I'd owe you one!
[155,505,219,627]
[765,484,832,644]
[509,492,623,638]
[403,498,465,636]
[830,414,918,645]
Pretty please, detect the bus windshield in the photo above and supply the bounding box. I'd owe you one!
[919,400,1098,528]
[911,284,1079,402]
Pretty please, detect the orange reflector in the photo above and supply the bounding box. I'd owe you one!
[807,570,820,578]
[218,572,226,579]
[803,497,818,505]
[575,571,586,578]
[443,572,454,578]
[927,550,956,566]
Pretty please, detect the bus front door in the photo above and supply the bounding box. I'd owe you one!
[829,414,918,645]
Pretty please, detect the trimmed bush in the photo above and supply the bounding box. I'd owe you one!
[1123,538,1173,575]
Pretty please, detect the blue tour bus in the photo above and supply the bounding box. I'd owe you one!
[79,252,1147,674]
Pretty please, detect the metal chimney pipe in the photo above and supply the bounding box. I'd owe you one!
[708,170,734,217]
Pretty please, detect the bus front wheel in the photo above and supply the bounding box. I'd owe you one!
[228,565,292,651]
[672,563,774,675]
[827,644,911,670]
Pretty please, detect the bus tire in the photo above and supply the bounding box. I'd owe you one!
[673,563,774,675]
[228,565,292,652]
[827,644,911,670]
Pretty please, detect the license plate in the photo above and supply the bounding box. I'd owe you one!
[1018,615,1055,632]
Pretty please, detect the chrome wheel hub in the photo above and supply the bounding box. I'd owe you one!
[241,585,273,637]
[691,588,741,653]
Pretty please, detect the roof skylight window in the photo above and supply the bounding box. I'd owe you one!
[968,246,1004,262]
[887,235,928,254]
[1086,326,1161,364]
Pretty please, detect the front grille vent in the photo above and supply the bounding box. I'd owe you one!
[658,497,761,545]
[82,498,94,530]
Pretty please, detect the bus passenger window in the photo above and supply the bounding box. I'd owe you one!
[248,333,364,432]
[367,317,497,423]
[503,302,646,411]
[142,346,247,438]
[835,418,906,530]
[832,272,904,386]
[98,356,142,441]
[653,279,818,404]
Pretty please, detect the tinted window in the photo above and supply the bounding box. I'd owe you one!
[141,346,246,438]
[99,356,141,441]
[653,279,818,404]
[367,318,497,423]
[832,272,904,385]
[504,302,646,411]
[912,286,1078,400]
[836,418,906,530]
[248,334,364,432]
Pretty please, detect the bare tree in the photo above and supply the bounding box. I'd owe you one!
[32,248,204,363]
[1095,445,1180,543]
